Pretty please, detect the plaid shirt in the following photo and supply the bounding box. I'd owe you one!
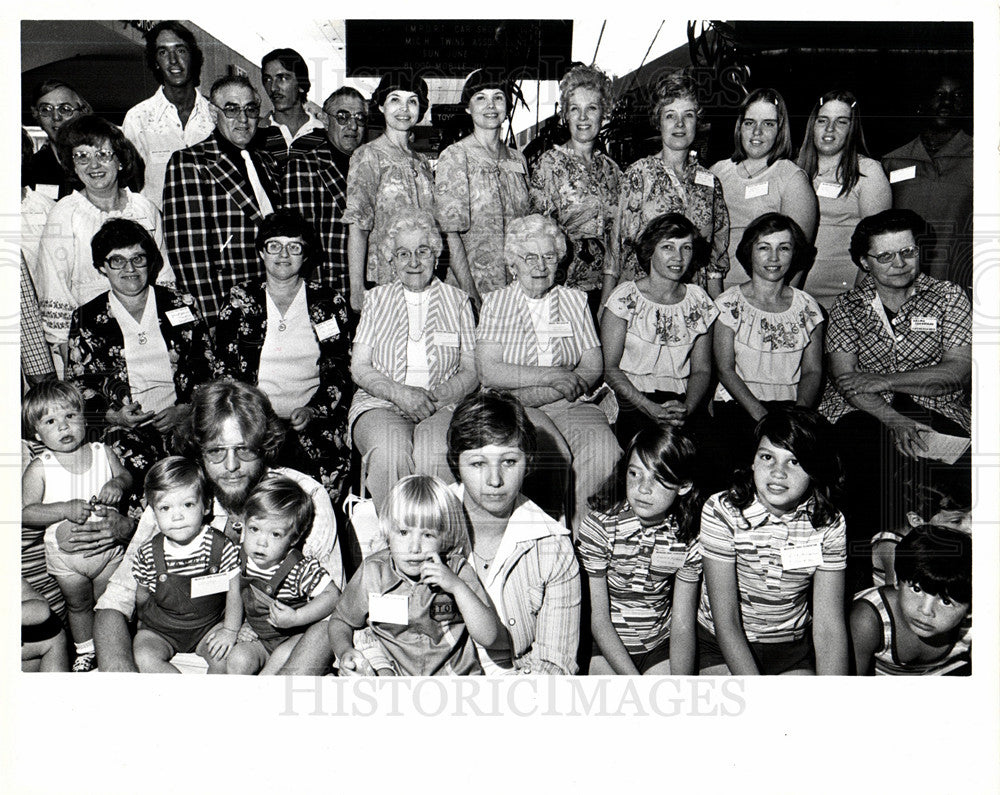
[282,142,350,296]
[20,257,55,378]
[823,273,971,432]
[162,135,281,326]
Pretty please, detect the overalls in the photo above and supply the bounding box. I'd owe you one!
[240,549,308,653]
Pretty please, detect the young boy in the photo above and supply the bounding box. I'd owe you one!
[226,477,341,675]
[132,457,241,673]
[22,380,132,671]
[851,526,971,675]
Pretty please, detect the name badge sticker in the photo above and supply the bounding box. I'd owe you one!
[780,544,824,571]
[694,171,716,188]
[190,569,237,598]
[816,182,841,198]
[434,331,460,348]
[548,322,573,338]
[910,316,939,333]
[744,182,769,199]
[165,307,196,326]
[36,184,60,201]
[651,546,689,572]
[889,166,917,183]
[368,593,409,624]
[314,317,340,340]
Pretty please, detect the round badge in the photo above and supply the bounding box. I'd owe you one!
[158,573,168,583]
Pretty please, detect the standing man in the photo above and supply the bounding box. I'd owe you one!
[283,87,368,300]
[122,21,216,209]
[162,75,281,327]
[254,48,327,171]
[25,79,91,199]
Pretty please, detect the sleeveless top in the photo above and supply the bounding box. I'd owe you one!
[39,442,114,547]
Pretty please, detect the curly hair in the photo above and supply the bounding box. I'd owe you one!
[56,114,142,191]
[503,214,568,273]
[633,212,708,277]
[795,89,870,198]
[382,475,472,557]
[559,64,614,122]
[144,21,204,87]
[731,87,793,165]
[91,218,164,283]
[624,426,702,544]
[734,213,815,281]
[649,71,700,131]
[378,208,443,268]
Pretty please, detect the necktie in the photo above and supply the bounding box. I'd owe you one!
[240,149,274,217]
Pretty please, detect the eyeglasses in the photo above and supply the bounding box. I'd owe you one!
[331,110,368,127]
[213,102,261,119]
[866,246,919,264]
[202,445,261,464]
[521,253,559,266]
[393,246,435,265]
[263,240,305,256]
[71,149,117,165]
[36,103,83,118]
[105,254,149,270]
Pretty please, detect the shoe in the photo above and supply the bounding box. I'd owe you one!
[72,652,97,672]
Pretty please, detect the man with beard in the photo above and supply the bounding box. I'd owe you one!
[254,48,327,172]
[90,380,344,672]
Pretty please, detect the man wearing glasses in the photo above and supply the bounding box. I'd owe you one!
[283,87,369,304]
[26,79,91,199]
[162,75,281,327]
[90,380,344,672]
[122,21,216,209]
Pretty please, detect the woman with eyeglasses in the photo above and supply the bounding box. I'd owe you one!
[477,214,622,533]
[67,218,212,497]
[348,208,478,513]
[36,114,175,366]
[26,79,92,199]
[213,210,353,499]
[796,89,891,311]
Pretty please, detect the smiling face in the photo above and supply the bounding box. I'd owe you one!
[100,243,151,300]
[261,235,306,282]
[457,443,527,519]
[926,76,966,129]
[150,484,208,545]
[566,86,604,146]
[649,235,694,282]
[381,90,420,132]
[34,86,86,141]
[626,451,689,526]
[511,235,560,299]
[33,402,86,453]
[262,60,302,114]
[324,94,367,155]
[154,30,193,89]
[72,138,120,194]
[897,580,970,639]
[813,99,852,157]
[212,83,260,149]
[750,230,794,284]
[659,97,698,152]
[244,513,298,568]
[740,99,780,161]
[392,228,436,292]
[467,88,507,131]
[752,436,812,516]
[863,230,920,292]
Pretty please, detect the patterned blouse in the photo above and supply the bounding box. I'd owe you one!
[604,280,718,394]
[435,135,530,295]
[612,153,730,287]
[713,285,823,403]
[343,136,435,286]
[529,144,623,292]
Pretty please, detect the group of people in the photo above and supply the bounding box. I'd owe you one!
[20,21,972,677]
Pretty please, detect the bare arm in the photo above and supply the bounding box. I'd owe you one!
[289,582,342,627]
[781,168,819,243]
[351,340,435,421]
[812,568,848,675]
[702,556,759,675]
[685,329,715,416]
[849,597,882,676]
[429,350,479,407]
[22,458,90,526]
[794,324,824,408]
[668,577,700,675]
[713,321,766,421]
[840,347,971,398]
[476,339,579,407]
[587,573,641,674]
[443,232,482,310]
[347,226,369,314]
[93,608,139,672]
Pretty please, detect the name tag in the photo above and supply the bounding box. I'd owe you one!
[744,182,769,199]
[694,171,715,188]
[547,322,573,338]
[165,307,196,326]
[650,546,688,572]
[500,159,526,174]
[780,544,824,571]
[369,593,408,624]
[433,330,459,348]
[816,182,841,198]
[314,317,340,340]
[890,166,917,184]
[910,316,938,332]
[537,350,556,367]
[190,569,236,598]
[36,183,60,201]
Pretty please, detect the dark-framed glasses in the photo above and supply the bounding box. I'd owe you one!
[332,110,368,126]
[867,247,919,264]
[263,240,305,256]
[105,254,149,270]
[36,102,83,117]
[214,102,261,119]
[202,445,261,464]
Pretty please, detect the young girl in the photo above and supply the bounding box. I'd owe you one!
[132,457,241,673]
[226,477,341,675]
[329,475,501,676]
[21,380,132,672]
[698,407,848,675]
[577,426,702,675]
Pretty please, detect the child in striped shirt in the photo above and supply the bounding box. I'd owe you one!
[698,407,848,675]
[225,477,341,675]
[133,457,241,673]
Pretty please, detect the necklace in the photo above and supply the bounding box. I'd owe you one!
[137,331,147,345]
[740,160,768,179]
[473,549,497,570]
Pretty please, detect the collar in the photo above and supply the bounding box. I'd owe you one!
[741,494,816,529]
[264,109,325,137]
[448,482,570,546]
[107,287,158,331]
[213,129,251,161]
[151,86,210,122]
[612,502,680,540]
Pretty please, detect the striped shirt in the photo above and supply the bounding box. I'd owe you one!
[133,526,240,595]
[698,492,846,643]
[477,283,600,370]
[244,555,332,603]
[577,503,701,653]
[348,278,476,428]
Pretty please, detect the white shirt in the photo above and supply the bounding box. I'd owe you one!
[402,287,431,389]
[257,282,320,418]
[21,187,56,283]
[108,289,177,413]
[265,109,325,149]
[122,87,216,209]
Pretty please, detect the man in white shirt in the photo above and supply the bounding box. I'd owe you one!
[122,21,215,209]
[254,48,327,172]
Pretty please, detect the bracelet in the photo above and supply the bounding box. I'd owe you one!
[224,626,240,633]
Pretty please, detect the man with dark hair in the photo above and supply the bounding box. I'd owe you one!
[90,380,344,672]
[282,86,369,299]
[26,79,91,199]
[254,48,326,170]
[122,21,215,208]
[162,75,281,326]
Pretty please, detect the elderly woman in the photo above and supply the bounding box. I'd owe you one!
[37,114,175,361]
[710,88,817,290]
[477,213,622,532]
[796,89,891,311]
[349,208,478,512]
[823,209,971,581]
[608,73,729,307]
[530,64,623,320]
[344,71,435,314]
[68,218,212,490]
[435,68,531,306]
[214,209,352,496]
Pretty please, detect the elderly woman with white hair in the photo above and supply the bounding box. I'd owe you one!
[349,208,479,512]
[476,213,622,532]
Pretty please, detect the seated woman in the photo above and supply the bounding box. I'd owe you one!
[68,218,213,495]
[601,212,718,449]
[709,213,823,491]
[348,208,478,513]
[476,213,622,532]
[214,209,353,498]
